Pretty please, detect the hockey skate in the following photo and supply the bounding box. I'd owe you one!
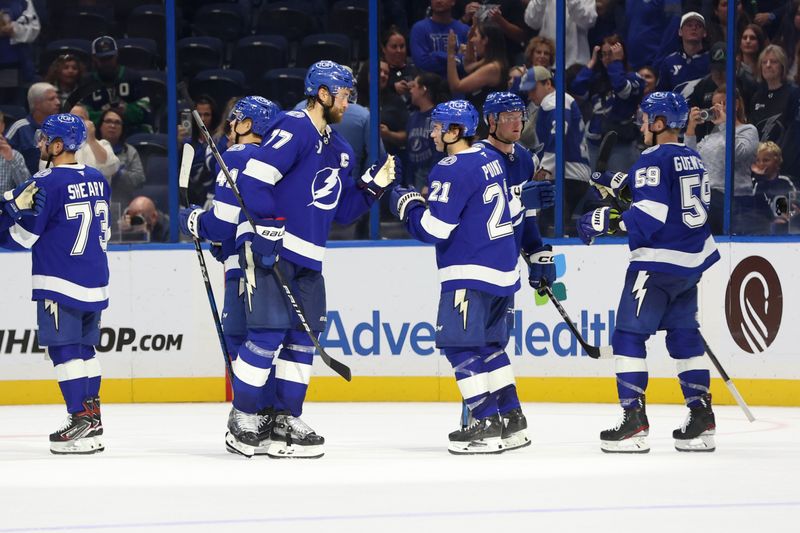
[674,393,716,452]
[448,414,504,455]
[84,397,104,452]
[600,396,650,453]
[253,407,275,456]
[49,407,102,455]
[224,407,260,458]
[501,408,531,452]
[266,412,325,459]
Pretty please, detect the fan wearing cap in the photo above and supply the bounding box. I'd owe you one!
[68,36,150,134]
[657,12,710,98]
[0,113,111,455]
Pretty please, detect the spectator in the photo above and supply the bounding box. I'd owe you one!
[571,34,644,173]
[705,0,751,47]
[749,0,792,41]
[458,1,531,66]
[44,53,85,109]
[752,141,798,233]
[657,12,710,98]
[119,196,170,243]
[0,110,28,191]
[748,44,800,179]
[689,41,757,142]
[447,21,507,139]
[776,0,800,76]
[382,26,417,104]
[508,36,555,93]
[180,95,219,206]
[379,60,409,156]
[685,85,762,234]
[638,66,658,97]
[737,24,767,77]
[97,109,145,205]
[204,96,239,175]
[70,36,151,134]
[521,65,591,234]
[0,0,39,106]
[38,103,120,180]
[409,0,469,77]
[405,72,448,190]
[624,0,682,70]
[6,82,60,173]
[523,0,597,69]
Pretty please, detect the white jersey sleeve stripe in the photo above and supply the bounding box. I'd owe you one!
[438,264,520,288]
[629,235,717,269]
[632,199,669,223]
[211,200,240,224]
[525,209,539,217]
[32,275,109,303]
[283,230,326,262]
[223,255,240,273]
[275,359,312,385]
[54,359,88,383]
[420,210,458,239]
[243,158,283,185]
[9,223,39,249]
[236,220,253,240]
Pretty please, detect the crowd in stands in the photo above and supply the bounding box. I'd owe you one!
[380,0,800,235]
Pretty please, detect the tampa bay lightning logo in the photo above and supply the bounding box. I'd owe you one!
[308,167,342,210]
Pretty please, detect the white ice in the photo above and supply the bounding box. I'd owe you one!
[1,402,798,532]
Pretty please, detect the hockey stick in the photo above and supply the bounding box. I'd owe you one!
[179,143,234,382]
[701,335,755,422]
[522,254,613,359]
[191,110,352,382]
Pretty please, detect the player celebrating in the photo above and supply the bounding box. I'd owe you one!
[0,180,47,231]
[476,91,556,450]
[226,61,396,458]
[0,114,111,455]
[391,100,523,455]
[576,92,720,453]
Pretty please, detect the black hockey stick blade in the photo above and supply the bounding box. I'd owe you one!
[539,285,613,359]
[595,131,618,173]
[701,335,755,422]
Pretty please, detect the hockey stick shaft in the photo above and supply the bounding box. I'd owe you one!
[178,144,233,381]
[191,111,352,382]
[701,335,755,422]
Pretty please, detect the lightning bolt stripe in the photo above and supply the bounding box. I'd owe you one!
[242,158,283,185]
[632,271,649,317]
[454,289,469,330]
[630,235,717,269]
[631,199,669,223]
[243,242,257,312]
[32,275,108,303]
[45,299,59,330]
[439,264,519,288]
[419,211,458,239]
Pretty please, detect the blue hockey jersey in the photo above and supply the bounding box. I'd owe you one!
[405,145,520,296]
[657,49,710,98]
[195,143,262,280]
[477,141,544,254]
[235,110,374,271]
[0,164,111,311]
[536,92,591,182]
[621,143,719,276]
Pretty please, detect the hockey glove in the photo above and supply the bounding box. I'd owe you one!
[589,171,631,203]
[251,218,285,269]
[209,240,234,263]
[179,205,204,238]
[576,207,625,245]
[527,244,556,290]
[359,153,397,199]
[390,185,425,222]
[2,180,46,220]
[518,180,555,210]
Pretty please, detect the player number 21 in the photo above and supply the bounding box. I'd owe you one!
[65,201,109,255]
[483,183,513,240]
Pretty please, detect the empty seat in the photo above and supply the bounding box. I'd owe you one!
[128,133,169,168]
[329,0,368,60]
[177,37,224,80]
[127,5,166,58]
[192,3,246,42]
[255,1,317,43]
[117,38,159,70]
[137,70,167,111]
[40,39,92,73]
[297,33,351,68]
[190,69,246,111]
[58,8,112,40]
[256,68,306,110]
[232,35,289,89]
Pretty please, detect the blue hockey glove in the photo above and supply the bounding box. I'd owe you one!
[576,207,625,245]
[179,205,204,238]
[589,171,630,202]
[2,180,46,220]
[360,153,397,198]
[519,180,555,210]
[251,218,285,269]
[390,185,425,222]
[209,239,235,263]
[527,244,556,290]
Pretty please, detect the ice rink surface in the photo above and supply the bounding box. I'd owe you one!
[1,402,798,532]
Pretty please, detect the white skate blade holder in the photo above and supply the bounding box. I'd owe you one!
[675,433,716,452]
[266,440,324,459]
[501,431,531,452]
[600,435,650,454]
[448,436,504,455]
[50,437,102,455]
[225,431,256,458]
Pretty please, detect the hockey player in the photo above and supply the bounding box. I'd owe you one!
[575,92,720,453]
[0,113,110,455]
[474,91,556,451]
[178,96,280,454]
[391,100,526,455]
[226,61,396,458]
[0,180,47,232]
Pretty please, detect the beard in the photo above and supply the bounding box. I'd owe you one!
[323,104,344,124]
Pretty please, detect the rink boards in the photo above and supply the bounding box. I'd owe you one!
[1,241,798,406]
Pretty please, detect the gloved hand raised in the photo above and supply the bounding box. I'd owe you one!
[390,185,425,222]
[517,180,555,210]
[577,207,624,245]
[2,180,47,220]
[590,171,629,202]
[360,152,398,198]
